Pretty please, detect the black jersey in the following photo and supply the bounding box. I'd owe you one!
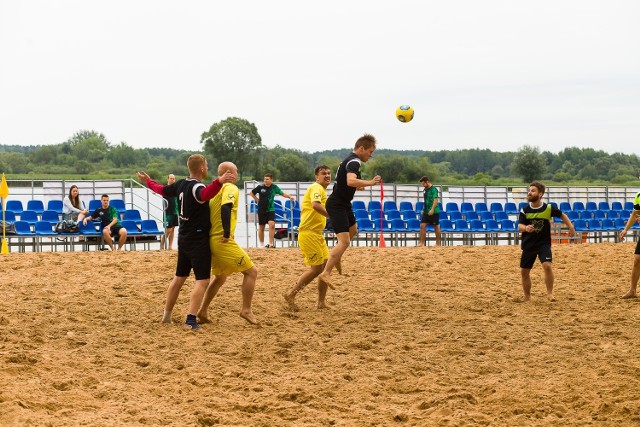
[328,152,361,205]
[518,202,563,251]
[163,178,210,239]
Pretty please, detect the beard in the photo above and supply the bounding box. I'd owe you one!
[527,194,541,202]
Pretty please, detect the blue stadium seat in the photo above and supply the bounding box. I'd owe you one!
[572,201,585,212]
[20,210,39,226]
[123,209,142,224]
[611,201,623,211]
[598,201,610,211]
[88,199,102,213]
[387,210,402,220]
[406,218,421,232]
[5,200,24,215]
[26,200,45,215]
[485,219,501,232]
[47,200,64,214]
[504,202,518,215]
[352,200,366,211]
[354,209,369,220]
[449,211,463,221]
[480,211,494,221]
[559,202,572,212]
[585,201,597,211]
[368,201,382,212]
[464,211,479,221]
[439,219,455,232]
[399,201,414,212]
[445,202,460,213]
[41,210,60,223]
[494,211,508,221]
[475,203,488,213]
[624,201,634,211]
[460,202,474,214]
[489,202,504,213]
[2,211,16,222]
[454,219,469,231]
[383,201,398,212]
[390,218,407,232]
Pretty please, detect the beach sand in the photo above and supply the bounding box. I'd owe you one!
[1,243,640,426]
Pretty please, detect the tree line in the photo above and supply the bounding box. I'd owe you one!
[1,118,639,186]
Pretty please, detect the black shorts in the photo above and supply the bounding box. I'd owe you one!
[258,211,276,225]
[108,224,124,238]
[325,198,355,234]
[635,239,640,255]
[175,234,211,280]
[520,245,553,269]
[165,214,178,228]
[421,212,440,226]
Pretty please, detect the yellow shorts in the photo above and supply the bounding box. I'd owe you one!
[210,237,254,276]
[298,230,329,266]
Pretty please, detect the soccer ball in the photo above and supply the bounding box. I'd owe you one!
[396,105,414,123]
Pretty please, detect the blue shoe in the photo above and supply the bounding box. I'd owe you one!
[185,314,200,330]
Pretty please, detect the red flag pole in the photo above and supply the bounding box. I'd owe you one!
[379,179,386,247]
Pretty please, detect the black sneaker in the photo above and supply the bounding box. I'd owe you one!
[184,314,200,330]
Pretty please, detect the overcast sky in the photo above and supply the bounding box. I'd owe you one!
[1,0,639,155]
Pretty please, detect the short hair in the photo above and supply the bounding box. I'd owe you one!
[187,154,206,173]
[419,176,429,183]
[354,133,376,150]
[314,165,330,175]
[101,194,109,199]
[264,173,273,179]
[529,181,545,195]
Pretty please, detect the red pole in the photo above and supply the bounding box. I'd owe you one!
[379,179,386,247]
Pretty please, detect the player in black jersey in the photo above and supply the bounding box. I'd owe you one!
[318,134,381,289]
[137,154,233,330]
[518,181,575,301]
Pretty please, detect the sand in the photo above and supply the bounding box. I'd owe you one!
[1,243,640,426]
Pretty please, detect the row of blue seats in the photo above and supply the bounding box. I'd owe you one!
[1,199,128,215]
[357,217,637,234]
[2,208,147,225]
[8,219,163,237]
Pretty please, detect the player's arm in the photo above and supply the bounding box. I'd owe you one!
[559,213,575,237]
[250,192,259,203]
[346,172,381,188]
[312,201,328,217]
[281,191,295,201]
[220,202,233,241]
[429,197,439,214]
[620,210,640,241]
[137,171,168,197]
[518,212,533,233]
[198,171,234,202]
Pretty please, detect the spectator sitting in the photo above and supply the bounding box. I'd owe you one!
[83,194,127,251]
[63,185,89,223]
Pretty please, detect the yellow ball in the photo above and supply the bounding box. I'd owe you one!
[396,105,414,123]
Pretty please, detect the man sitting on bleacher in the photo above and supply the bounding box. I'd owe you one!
[83,194,127,251]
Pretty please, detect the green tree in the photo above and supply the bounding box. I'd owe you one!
[108,142,137,167]
[512,145,547,183]
[201,117,262,179]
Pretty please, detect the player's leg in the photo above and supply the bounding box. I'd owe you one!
[103,228,114,250]
[434,224,441,246]
[419,222,427,246]
[520,250,536,301]
[197,274,227,323]
[166,226,175,250]
[163,275,188,323]
[239,266,258,324]
[268,220,276,247]
[117,228,127,250]
[184,238,212,330]
[542,262,554,300]
[623,253,640,298]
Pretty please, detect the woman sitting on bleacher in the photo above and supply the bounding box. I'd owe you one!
[63,185,88,223]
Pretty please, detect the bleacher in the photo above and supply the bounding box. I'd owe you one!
[247,193,639,248]
[1,179,166,252]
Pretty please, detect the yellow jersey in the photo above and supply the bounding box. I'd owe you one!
[299,182,327,233]
[209,183,239,238]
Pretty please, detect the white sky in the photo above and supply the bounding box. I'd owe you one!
[1,0,639,155]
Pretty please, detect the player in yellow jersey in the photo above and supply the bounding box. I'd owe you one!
[197,162,259,325]
[284,165,333,310]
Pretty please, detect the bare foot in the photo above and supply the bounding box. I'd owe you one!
[335,260,342,275]
[197,315,212,324]
[317,302,331,310]
[318,272,335,290]
[240,311,259,325]
[621,291,638,299]
[547,293,556,302]
[283,292,299,311]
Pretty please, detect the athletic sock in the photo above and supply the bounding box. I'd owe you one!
[185,314,200,330]
[162,310,172,323]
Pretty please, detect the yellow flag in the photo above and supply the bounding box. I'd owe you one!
[0,173,9,199]
[1,238,8,255]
